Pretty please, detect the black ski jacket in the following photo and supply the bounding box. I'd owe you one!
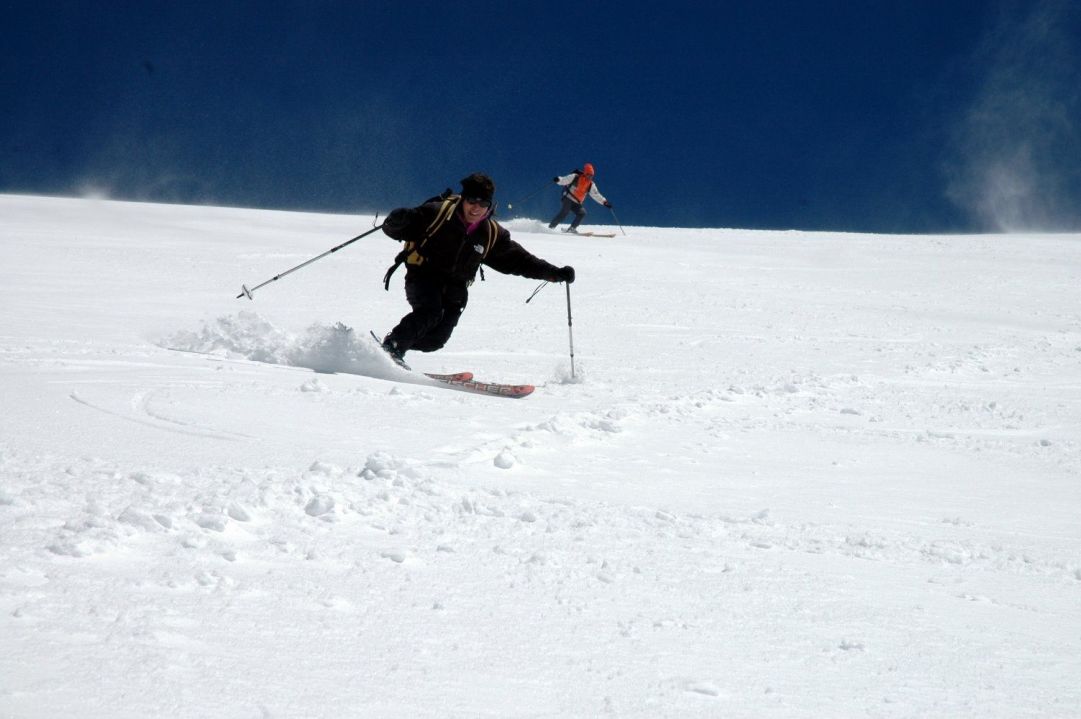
[383,199,561,285]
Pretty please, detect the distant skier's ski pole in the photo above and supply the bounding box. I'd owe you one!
[565,283,576,378]
[608,207,627,236]
[506,180,552,211]
[236,223,384,299]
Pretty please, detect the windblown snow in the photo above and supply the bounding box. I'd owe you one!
[1,195,1079,717]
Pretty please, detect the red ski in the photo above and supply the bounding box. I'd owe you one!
[371,332,530,397]
[428,374,534,398]
[424,371,474,382]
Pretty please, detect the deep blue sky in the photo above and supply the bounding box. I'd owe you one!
[3,1,1080,232]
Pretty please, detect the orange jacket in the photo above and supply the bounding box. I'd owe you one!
[555,171,608,206]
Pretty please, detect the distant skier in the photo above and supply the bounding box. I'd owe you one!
[547,162,612,234]
[379,172,575,370]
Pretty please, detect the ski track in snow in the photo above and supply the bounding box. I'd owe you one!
[69,387,254,441]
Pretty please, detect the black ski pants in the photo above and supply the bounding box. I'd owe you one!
[548,196,586,230]
[386,272,468,353]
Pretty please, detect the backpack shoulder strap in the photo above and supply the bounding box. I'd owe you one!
[383,194,462,290]
[474,219,501,284]
[483,219,500,258]
[424,194,461,238]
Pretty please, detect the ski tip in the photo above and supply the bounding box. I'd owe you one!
[495,384,535,398]
[424,371,474,382]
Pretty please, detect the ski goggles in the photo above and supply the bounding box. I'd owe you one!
[463,196,492,208]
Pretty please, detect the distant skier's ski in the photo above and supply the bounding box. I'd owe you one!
[552,229,617,237]
[428,374,535,398]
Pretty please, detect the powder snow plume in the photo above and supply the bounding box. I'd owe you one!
[945,0,1081,231]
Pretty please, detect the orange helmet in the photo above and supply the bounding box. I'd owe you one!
[583,163,595,177]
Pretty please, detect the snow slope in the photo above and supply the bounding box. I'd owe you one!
[2,194,1080,718]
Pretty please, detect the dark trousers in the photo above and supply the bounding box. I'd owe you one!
[548,196,586,229]
[386,272,469,353]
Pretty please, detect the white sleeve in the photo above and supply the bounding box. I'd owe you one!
[555,173,576,187]
[588,182,608,205]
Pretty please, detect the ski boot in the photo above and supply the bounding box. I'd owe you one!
[381,337,411,370]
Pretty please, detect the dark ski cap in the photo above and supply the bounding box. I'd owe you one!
[460,173,495,202]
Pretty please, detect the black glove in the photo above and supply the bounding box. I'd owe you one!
[551,265,575,284]
[604,201,612,208]
[382,208,410,238]
[553,177,560,183]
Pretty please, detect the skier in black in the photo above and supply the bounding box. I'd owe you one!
[379,172,575,369]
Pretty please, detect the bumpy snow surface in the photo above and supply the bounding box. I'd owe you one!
[2,195,1080,717]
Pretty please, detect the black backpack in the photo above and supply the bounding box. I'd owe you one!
[382,190,500,289]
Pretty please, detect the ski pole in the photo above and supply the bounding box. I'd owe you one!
[236,222,385,299]
[565,282,576,379]
[608,206,627,236]
[524,280,575,378]
[506,180,554,211]
[525,280,549,304]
